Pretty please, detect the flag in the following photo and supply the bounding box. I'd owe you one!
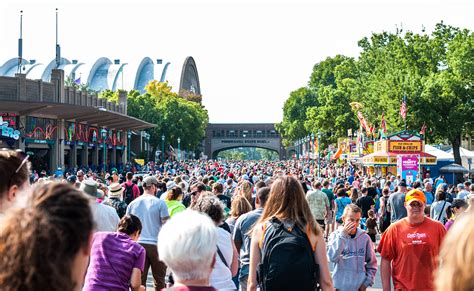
[420,123,427,135]
[400,96,407,120]
[380,112,387,133]
[169,144,175,152]
[74,77,81,85]
[357,111,369,133]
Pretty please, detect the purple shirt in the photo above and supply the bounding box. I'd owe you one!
[83,232,146,291]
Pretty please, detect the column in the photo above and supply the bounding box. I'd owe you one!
[81,146,88,168]
[70,145,77,169]
[57,119,65,170]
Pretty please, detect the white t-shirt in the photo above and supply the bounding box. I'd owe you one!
[210,227,236,290]
[126,194,169,245]
[91,202,120,232]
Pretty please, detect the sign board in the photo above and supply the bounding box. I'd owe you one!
[397,155,419,185]
[135,159,145,166]
[0,117,20,140]
[389,141,422,152]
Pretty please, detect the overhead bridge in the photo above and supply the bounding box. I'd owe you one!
[204,123,286,159]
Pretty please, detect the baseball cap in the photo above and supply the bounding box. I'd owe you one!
[67,175,77,184]
[166,181,177,190]
[405,189,426,204]
[143,176,159,187]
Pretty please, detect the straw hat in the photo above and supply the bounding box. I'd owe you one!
[108,182,124,199]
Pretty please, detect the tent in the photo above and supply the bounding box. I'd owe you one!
[447,147,474,171]
[425,145,454,161]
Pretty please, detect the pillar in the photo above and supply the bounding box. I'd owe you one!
[81,146,88,168]
[70,145,77,169]
[19,116,26,152]
[111,146,117,168]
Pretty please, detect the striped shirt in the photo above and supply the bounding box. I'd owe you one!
[83,232,145,291]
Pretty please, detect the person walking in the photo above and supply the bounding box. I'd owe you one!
[158,210,219,291]
[378,189,447,290]
[103,182,128,218]
[306,181,330,230]
[386,181,408,223]
[122,172,140,204]
[233,187,270,291]
[327,204,377,291]
[83,214,146,291]
[126,176,170,290]
[0,149,31,216]
[248,176,333,291]
[0,182,94,291]
[430,190,451,223]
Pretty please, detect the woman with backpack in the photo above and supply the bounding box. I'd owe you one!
[378,187,391,233]
[248,176,333,291]
[430,190,451,223]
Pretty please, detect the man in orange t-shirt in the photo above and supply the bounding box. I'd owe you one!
[378,189,446,290]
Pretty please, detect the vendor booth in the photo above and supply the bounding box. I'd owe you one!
[362,131,437,178]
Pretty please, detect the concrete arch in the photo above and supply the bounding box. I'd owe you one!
[88,57,112,91]
[134,57,154,93]
[0,58,29,76]
[41,58,71,81]
[212,145,280,159]
[179,56,201,94]
[63,62,85,80]
[111,63,128,91]
[159,62,171,82]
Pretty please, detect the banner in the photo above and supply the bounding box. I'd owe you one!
[397,155,419,185]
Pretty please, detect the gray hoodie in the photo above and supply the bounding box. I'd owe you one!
[327,226,377,291]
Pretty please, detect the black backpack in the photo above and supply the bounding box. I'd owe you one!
[257,217,320,291]
[124,183,134,205]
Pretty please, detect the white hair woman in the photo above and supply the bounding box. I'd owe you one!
[158,210,218,290]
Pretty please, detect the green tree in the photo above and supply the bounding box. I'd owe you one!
[126,82,209,156]
[276,87,317,146]
[305,56,358,147]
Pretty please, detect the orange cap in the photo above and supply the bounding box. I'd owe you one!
[405,189,426,204]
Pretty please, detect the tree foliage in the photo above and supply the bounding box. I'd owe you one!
[126,82,209,153]
[278,22,473,165]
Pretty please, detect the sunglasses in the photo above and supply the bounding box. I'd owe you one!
[0,148,29,173]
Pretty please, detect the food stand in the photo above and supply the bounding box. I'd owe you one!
[362,130,437,178]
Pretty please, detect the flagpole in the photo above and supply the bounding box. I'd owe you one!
[55,8,61,68]
[18,10,23,73]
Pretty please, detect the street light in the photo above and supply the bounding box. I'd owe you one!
[144,132,150,162]
[101,128,108,173]
[317,131,321,177]
[177,137,181,161]
[127,131,132,163]
[161,134,165,162]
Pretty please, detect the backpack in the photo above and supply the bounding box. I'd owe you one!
[257,217,320,291]
[124,183,134,205]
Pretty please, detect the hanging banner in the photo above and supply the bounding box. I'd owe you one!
[397,154,419,185]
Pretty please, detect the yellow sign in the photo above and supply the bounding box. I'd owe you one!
[134,159,145,166]
[375,140,388,152]
[424,157,437,165]
[389,141,422,152]
[374,156,388,164]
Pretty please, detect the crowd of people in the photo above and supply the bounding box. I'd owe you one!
[0,149,473,291]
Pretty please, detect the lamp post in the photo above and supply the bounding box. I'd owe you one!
[101,128,107,173]
[177,137,181,161]
[317,131,321,177]
[127,131,132,163]
[144,132,150,162]
[161,134,165,162]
